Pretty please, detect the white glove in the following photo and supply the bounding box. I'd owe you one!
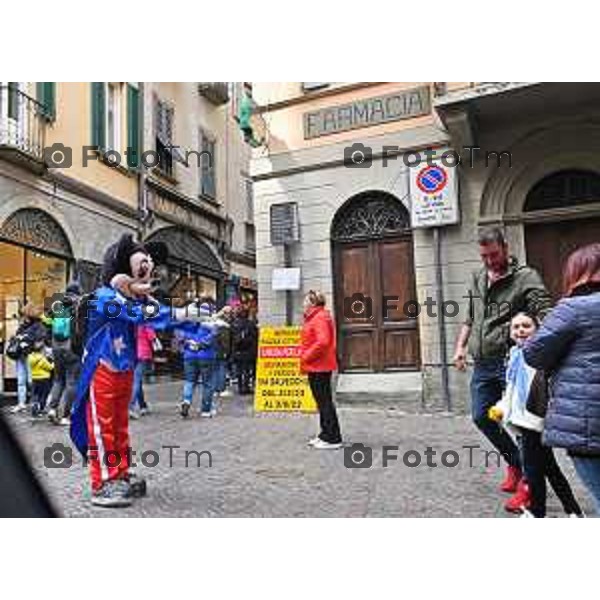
[173,304,213,323]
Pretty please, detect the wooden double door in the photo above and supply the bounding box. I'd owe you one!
[525,217,600,301]
[333,235,420,372]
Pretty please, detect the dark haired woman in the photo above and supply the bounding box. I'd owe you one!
[524,242,600,515]
[300,290,342,450]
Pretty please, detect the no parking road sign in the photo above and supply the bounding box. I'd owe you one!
[416,165,448,195]
[409,162,459,228]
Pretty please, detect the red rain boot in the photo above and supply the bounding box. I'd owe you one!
[504,480,531,513]
[500,465,522,493]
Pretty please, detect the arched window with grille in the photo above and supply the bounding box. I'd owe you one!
[524,170,600,212]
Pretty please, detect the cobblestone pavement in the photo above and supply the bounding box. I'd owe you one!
[3,382,595,517]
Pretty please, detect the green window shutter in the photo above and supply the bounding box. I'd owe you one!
[36,82,44,114]
[44,83,56,120]
[127,84,139,168]
[37,83,56,120]
[8,83,19,121]
[91,82,106,149]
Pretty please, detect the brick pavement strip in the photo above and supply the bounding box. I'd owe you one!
[2,383,595,518]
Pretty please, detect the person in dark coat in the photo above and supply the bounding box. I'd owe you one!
[47,281,83,425]
[453,227,552,500]
[231,307,258,395]
[523,243,600,515]
[9,303,49,414]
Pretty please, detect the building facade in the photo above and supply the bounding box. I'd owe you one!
[0,81,256,392]
[250,82,600,410]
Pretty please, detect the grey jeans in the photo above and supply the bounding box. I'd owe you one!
[48,346,81,418]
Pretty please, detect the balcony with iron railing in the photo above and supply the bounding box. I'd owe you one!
[198,82,230,105]
[0,85,47,168]
[433,82,539,105]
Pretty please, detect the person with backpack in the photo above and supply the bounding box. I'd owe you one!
[8,303,49,414]
[231,307,258,396]
[179,301,220,418]
[47,282,83,426]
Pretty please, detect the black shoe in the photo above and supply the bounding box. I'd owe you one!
[180,402,190,418]
[124,473,147,498]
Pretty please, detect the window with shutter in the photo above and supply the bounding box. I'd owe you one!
[91,82,106,149]
[36,82,56,120]
[155,96,174,178]
[199,129,216,200]
[126,84,139,168]
[8,82,19,121]
[107,83,121,153]
[245,223,256,253]
[246,178,254,222]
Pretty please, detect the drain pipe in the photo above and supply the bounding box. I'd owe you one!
[433,226,452,411]
[137,81,147,242]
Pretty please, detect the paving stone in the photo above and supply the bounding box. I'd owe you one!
[3,382,595,518]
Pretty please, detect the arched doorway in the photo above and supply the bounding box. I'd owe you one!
[0,208,73,391]
[331,192,419,372]
[146,227,225,304]
[524,170,600,299]
[144,226,226,379]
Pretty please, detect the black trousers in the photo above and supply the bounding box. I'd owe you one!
[520,429,582,517]
[48,347,81,418]
[236,358,254,394]
[307,372,342,444]
[31,379,52,415]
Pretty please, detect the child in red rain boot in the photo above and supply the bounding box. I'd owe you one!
[489,313,583,517]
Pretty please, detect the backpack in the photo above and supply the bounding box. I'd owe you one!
[71,293,95,357]
[215,325,231,358]
[6,332,34,360]
[52,313,72,341]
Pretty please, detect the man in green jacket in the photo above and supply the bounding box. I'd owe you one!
[453,227,552,502]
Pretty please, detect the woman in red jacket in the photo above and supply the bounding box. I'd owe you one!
[300,290,343,449]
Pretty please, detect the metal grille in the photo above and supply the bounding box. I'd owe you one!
[146,227,223,275]
[331,193,410,242]
[525,170,600,211]
[0,208,72,256]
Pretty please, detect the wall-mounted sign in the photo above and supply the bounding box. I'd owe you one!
[272,268,301,291]
[270,202,299,245]
[409,162,459,228]
[150,190,221,239]
[303,86,430,139]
